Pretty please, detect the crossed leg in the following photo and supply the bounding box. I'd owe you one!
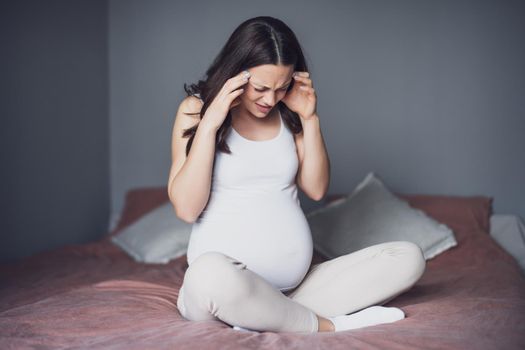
[176,241,426,333]
[177,252,319,333]
[286,240,426,317]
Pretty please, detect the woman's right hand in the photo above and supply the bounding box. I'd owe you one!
[201,70,250,131]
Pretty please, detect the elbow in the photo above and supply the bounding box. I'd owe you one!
[303,187,327,202]
[311,184,329,202]
[307,189,325,202]
[178,214,196,224]
[172,202,198,224]
[311,192,325,202]
[168,187,199,224]
[176,208,198,224]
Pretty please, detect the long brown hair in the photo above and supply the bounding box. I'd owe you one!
[182,16,310,157]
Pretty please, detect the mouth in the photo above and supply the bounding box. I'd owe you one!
[255,103,272,113]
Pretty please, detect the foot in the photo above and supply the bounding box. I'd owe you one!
[327,306,405,332]
[232,325,260,333]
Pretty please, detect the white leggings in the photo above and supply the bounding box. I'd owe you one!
[177,240,426,333]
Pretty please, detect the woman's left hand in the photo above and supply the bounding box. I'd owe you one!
[281,71,317,121]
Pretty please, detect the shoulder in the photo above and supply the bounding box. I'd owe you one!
[179,95,204,115]
[175,95,203,127]
[172,96,203,139]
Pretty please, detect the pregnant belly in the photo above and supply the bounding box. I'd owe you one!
[186,193,313,291]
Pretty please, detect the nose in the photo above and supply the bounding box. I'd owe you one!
[262,91,276,106]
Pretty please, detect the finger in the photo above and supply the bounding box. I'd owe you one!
[231,97,242,108]
[293,75,313,87]
[240,70,251,80]
[299,85,315,93]
[228,88,244,108]
[225,71,249,88]
[293,71,310,77]
[228,70,251,85]
[229,88,245,99]
[224,71,250,95]
[293,75,311,82]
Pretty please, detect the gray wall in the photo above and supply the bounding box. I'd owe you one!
[0,0,109,263]
[109,0,524,228]
[1,0,523,263]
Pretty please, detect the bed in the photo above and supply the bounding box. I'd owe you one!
[1,187,524,349]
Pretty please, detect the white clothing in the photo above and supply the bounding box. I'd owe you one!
[186,107,313,292]
[177,241,426,332]
[178,96,426,333]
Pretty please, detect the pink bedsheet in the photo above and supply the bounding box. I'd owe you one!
[1,188,524,349]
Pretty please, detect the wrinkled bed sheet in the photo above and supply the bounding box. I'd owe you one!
[1,192,524,349]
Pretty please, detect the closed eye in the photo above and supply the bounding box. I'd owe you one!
[255,87,289,92]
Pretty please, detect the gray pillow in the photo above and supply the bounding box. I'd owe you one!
[307,172,457,260]
[489,214,525,274]
[111,202,192,264]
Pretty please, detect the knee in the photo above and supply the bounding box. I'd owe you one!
[395,241,426,286]
[183,251,252,301]
[381,241,426,287]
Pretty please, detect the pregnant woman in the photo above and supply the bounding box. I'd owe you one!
[168,16,426,333]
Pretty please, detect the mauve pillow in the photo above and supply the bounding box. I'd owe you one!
[307,172,458,260]
[324,192,493,245]
[395,194,493,238]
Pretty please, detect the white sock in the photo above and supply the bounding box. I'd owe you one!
[327,306,405,332]
[232,325,260,333]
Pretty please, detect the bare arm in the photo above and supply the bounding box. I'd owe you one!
[167,96,217,223]
[294,114,330,201]
[167,71,250,222]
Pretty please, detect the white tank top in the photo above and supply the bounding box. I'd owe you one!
[186,101,313,292]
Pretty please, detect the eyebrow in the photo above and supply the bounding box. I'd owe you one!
[250,79,292,90]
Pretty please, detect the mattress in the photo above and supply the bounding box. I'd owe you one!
[1,188,524,349]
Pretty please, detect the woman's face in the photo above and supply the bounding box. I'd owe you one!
[238,64,294,117]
